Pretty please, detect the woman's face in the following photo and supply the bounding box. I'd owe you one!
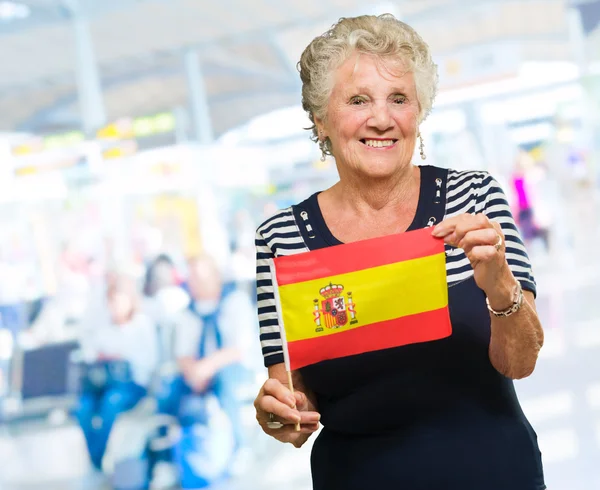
[316,53,420,180]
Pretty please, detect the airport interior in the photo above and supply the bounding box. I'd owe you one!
[0,0,599,488]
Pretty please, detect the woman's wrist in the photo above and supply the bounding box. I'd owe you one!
[484,264,519,311]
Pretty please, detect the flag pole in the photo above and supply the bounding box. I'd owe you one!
[286,370,301,432]
[269,259,301,432]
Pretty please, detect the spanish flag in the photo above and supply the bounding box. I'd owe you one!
[270,228,451,371]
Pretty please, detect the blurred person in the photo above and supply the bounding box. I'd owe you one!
[181,255,261,449]
[143,254,180,298]
[21,240,103,347]
[139,252,197,422]
[141,253,190,345]
[253,15,545,490]
[148,254,258,488]
[76,274,158,470]
[145,271,200,488]
[510,152,550,252]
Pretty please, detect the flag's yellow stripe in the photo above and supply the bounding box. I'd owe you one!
[279,252,447,342]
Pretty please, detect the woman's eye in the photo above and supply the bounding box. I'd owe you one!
[350,97,366,105]
[393,96,407,104]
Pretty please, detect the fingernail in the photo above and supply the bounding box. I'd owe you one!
[445,235,456,245]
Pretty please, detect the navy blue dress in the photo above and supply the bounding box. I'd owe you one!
[284,166,546,490]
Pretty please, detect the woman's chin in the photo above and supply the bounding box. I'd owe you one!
[354,164,405,180]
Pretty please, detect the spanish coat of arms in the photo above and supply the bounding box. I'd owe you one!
[313,283,358,332]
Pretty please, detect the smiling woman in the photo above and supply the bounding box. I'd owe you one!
[315,53,420,191]
[299,15,437,158]
[253,13,545,490]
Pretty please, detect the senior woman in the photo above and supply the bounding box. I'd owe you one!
[254,14,545,490]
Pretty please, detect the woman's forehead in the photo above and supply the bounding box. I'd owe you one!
[335,53,412,87]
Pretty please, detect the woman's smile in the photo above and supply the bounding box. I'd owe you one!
[360,138,399,149]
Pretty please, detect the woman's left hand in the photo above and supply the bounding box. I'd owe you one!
[432,213,513,297]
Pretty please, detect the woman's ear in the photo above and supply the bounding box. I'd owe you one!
[314,117,326,140]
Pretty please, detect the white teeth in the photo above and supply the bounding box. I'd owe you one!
[364,139,394,147]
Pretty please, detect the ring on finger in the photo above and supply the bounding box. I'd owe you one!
[494,234,503,252]
[266,412,284,429]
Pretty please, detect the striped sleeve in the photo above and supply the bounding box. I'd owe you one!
[256,229,285,367]
[444,170,488,283]
[477,173,537,296]
[255,208,309,367]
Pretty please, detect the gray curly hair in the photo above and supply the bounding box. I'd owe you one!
[298,14,438,156]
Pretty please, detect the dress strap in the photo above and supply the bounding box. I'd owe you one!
[420,165,448,229]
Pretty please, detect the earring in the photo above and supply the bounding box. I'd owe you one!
[418,132,426,160]
[319,131,327,162]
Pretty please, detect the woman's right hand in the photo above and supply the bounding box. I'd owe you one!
[254,377,321,448]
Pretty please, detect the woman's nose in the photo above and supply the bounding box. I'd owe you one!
[368,102,393,130]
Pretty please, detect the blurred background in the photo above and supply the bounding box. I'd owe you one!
[0,0,598,488]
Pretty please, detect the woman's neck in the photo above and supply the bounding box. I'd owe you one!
[330,164,419,216]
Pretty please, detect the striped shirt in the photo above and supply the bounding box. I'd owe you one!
[255,168,535,367]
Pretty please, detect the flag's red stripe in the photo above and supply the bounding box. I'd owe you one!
[274,228,444,286]
[287,307,451,370]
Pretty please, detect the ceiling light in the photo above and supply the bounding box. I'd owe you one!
[0,1,31,21]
